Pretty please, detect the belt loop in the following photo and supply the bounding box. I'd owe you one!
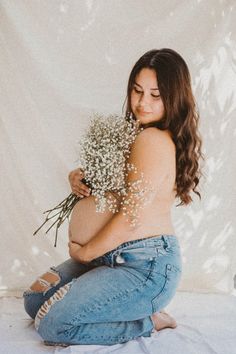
[111,252,116,268]
[162,235,170,249]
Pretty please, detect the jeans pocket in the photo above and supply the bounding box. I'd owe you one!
[113,247,157,283]
[117,247,157,262]
[151,263,182,313]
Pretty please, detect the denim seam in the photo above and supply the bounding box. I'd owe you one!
[44,330,150,344]
[150,263,181,312]
[90,330,152,341]
[68,284,146,325]
[65,258,157,337]
[72,329,153,342]
[23,290,41,296]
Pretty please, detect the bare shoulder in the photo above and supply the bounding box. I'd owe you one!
[135,127,175,152]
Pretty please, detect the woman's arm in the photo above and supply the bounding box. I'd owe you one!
[73,128,175,263]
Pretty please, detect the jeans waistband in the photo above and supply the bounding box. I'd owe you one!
[104,234,178,256]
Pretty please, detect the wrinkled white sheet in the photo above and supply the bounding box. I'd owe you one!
[1,291,235,354]
[1,0,236,297]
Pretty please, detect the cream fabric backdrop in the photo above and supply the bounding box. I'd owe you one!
[0,0,235,296]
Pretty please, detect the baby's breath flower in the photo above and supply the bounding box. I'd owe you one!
[78,113,141,214]
[119,168,155,228]
[78,113,154,228]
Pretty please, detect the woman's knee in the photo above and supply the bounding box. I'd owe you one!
[23,268,62,319]
[29,269,61,293]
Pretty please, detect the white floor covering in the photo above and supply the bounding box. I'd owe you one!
[0,291,235,354]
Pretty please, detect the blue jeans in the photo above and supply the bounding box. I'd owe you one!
[23,234,182,346]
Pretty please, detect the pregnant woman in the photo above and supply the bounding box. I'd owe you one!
[23,48,203,346]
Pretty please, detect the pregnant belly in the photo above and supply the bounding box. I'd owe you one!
[69,194,119,245]
[69,193,175,246]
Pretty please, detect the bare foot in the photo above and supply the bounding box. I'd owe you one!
[151,310,177,331]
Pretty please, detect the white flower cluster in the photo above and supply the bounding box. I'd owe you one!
[120,164,155,228]
[78,113,154,228]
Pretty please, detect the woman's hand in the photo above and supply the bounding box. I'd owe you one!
[68,167,91,198]
[68,241,90,264]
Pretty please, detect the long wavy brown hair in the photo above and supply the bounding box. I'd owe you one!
[122,48,204,206]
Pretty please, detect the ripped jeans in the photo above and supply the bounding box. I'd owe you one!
[23,234,182,346]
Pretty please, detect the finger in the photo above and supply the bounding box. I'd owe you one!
[78,182,91,193]
[80,186,91,196]
[68,171,74,182]
[79,169,84,177]
[68,169,83,182]
[73,191,85,198]
[72,183,90,196]
[75,169,84,180]
[72,186,86,197]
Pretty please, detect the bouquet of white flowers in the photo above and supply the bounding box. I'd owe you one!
[33,112,144,246]
[78,112,143,213]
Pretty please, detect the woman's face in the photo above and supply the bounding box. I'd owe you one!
[130,68,165,125]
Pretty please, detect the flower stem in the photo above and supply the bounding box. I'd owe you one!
[33,193,81,247]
